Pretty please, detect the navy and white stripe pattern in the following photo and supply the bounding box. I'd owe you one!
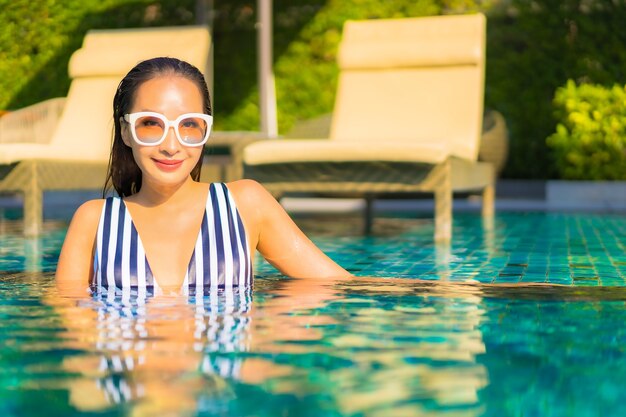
[91,287,254,402]
[92,183,253,293]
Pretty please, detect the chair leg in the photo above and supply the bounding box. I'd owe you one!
[23,163,42,237]
[481,183,495,233]
[363,195,374,235]
[482,183,495,218]
[434,161,452,242]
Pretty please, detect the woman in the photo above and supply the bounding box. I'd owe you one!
[56,57,350,294]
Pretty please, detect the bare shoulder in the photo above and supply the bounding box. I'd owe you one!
[226,180,351,278]
[71,199,106,229]
[226,179,275,209]
[225,179,280,248]
[226,179,270,198]
[56,199,106,285]
[65,198,106,243]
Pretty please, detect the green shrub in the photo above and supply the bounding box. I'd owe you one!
[485,1,626,179]
[547,80,626,180]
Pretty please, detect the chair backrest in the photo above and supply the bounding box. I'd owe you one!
[330,14,486,161]
[49,26,211,161]
[0,97,66,144]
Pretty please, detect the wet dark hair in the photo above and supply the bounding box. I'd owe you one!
[103,57,212,197]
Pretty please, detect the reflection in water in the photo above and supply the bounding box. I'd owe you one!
[435,242,452,281]
[24,239,41,273]
[0,218,66,272]
[37,276,490,416]
[52,287,253,416]
[6,273,626,416]
[316,294,487,416]
[2,212,626,415]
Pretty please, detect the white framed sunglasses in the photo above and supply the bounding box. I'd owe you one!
[123,112,213,147]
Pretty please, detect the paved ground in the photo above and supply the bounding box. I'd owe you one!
[0,180,624,219]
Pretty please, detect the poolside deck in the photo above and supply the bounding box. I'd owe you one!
[281,180,626,214]
[0,180,625,219]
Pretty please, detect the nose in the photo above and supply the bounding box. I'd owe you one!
[159,125,180,155]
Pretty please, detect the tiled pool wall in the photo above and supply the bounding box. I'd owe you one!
[1,207,625,286]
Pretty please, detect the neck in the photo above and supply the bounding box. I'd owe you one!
[134,176,196,207]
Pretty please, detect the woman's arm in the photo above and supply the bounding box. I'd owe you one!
[228,179,351,279]
[55,199,104,296]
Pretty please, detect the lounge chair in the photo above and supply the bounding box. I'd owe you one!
[0,98,67,145]
[243,13,494,241]
[0,26,211,236]
[284,108,508,175]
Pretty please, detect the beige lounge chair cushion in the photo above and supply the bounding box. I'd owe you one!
[339,13,483,70]
[0,143,105,164]
[329,14,485,162]
[339,41,481,69]
[69,26,211,78]
[0,26,212,166]
[69,47,207,78]
[243,139,448,165]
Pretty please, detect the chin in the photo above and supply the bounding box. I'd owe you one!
[145,166,195,186]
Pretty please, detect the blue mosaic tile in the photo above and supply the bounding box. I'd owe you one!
[1,210,625,287]
[276,212,626,287]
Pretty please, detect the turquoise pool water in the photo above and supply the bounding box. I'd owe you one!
[1,210,625,416]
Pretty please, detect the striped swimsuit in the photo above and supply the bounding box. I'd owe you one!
[92,183,253,294]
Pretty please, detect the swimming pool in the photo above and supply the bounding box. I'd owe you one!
[1,210,625,416]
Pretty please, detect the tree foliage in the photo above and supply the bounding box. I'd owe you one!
[0,0,196,110]
[2,0,626,179]
[485,0,626,178]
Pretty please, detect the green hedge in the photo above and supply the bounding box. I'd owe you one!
[3,0,626,179]
[547,81,626,180]
[0,0,197,110]
[485,0,626,178]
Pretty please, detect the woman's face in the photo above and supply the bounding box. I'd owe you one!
[122,75,205,189]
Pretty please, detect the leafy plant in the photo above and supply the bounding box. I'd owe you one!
[547,80,626,180]
[0,0,196,110]
[485,0,626,178]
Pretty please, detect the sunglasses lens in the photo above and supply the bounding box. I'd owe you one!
[178,116,209,145]
[134,115,165,144]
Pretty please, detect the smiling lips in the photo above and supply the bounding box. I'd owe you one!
[153,158,184,171]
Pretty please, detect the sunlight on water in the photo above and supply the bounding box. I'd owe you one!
[3,273,626,416]
[1,211,626,415]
